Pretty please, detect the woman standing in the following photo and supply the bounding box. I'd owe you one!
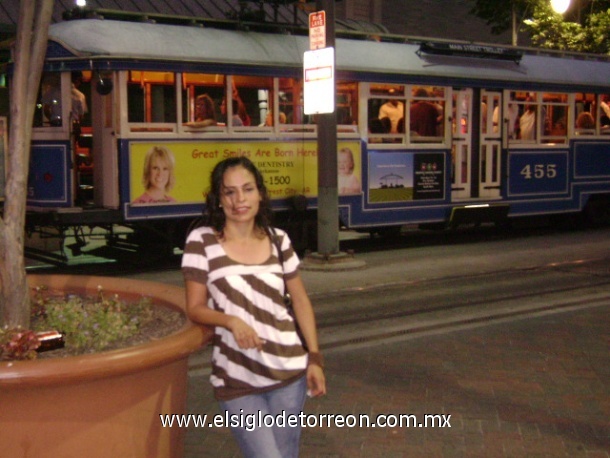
[182,157,325,457]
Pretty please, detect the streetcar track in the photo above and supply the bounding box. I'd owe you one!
[315,278,610,328]
[321,293,610,352]
[313,260,610,328]
[187,292,610,373]
[313,257,610,351]
[188,269,610,372]
[308,255,610,300]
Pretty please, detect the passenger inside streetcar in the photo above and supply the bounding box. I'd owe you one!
[378,99,404,133]
[41,73,62,126]
[70,70,88,126]
[229,81,251,126]
[261,110,286,127]
[519,97,536,140]
[410,88,439,137]
[221,98,244,126]
[190,94,217,127]
[576,111,595,134]
[600,94,610,132]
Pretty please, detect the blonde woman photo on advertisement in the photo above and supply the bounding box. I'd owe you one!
[182,156,325,458]
[132,145,177,204]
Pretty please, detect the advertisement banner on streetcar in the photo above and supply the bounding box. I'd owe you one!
[367,151,445,203]
[127,140,362,206]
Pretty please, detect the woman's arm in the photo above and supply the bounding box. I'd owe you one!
[185,280,263,350]
[286,274,327,397]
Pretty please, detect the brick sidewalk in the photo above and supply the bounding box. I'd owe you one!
[184,304,610,457]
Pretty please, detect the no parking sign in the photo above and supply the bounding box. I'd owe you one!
[303,47,335,115]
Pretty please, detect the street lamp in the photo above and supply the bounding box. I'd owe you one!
[551,0,571,13]
[513,0,573,46]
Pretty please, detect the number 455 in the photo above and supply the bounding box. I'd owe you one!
[520,164,557,179]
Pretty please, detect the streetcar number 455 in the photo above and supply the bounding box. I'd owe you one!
[520,164,557,179]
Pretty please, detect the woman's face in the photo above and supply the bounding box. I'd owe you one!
[219,165,261,224]
[338,152,353,176]
[149,156,171,191]
[195,98,210,120]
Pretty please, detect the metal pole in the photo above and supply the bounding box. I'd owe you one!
[315,0,339,255]
[512,3,518,46]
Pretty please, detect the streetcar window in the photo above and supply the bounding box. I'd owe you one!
[279,77,316,130]
[599,94,610,134]
[541,92,568,144]
[231,75,273,128]
[258,88,286,129]
[510,92,537,142]
[508,91,569,144]
[337,81,358,131]
[184,74,275,129]
[74,71,92,128]
[34,71,91,130]
[453,89,471,136]
[574,93,595,135]
[368,84,405,143]
[366,83,447,145]
[258,89,273,127]
[127,85,144,123]
[37,72,63,127]
[367,99,390,143]
[127,71,176,128]
[182,72,224,127]
[409,86,444,142]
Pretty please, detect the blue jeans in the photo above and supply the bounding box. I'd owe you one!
[219,376,307,458]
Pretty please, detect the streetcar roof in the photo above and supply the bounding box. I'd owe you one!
[47,19,610,92]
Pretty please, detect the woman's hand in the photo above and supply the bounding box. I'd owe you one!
[306,364,326,397]
[227,316,263,351]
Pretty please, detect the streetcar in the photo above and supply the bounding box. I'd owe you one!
[14,8,610,259]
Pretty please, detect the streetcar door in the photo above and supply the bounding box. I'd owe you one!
[479,91,502,198]
[91,72,119,209]
[451,88,472,200]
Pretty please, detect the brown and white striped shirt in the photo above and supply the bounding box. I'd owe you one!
[181,226,307,400]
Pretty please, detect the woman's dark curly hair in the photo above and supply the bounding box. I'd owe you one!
[204,156,273,237]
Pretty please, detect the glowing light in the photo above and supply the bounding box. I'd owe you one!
[551,0,571,14]
[76,0,86,7]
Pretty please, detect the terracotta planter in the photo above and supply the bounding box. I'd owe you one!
[0,274,211,458]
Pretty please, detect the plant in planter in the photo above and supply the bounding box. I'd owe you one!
[0,4,211,457]
[0,327,40,360]
[0,284,186,361]
[0,274,210,458]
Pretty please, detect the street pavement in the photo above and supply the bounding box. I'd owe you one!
[184,304,610,458]
[124,228,610,457]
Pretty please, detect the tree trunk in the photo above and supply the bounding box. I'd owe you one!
[0,0,54,328]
